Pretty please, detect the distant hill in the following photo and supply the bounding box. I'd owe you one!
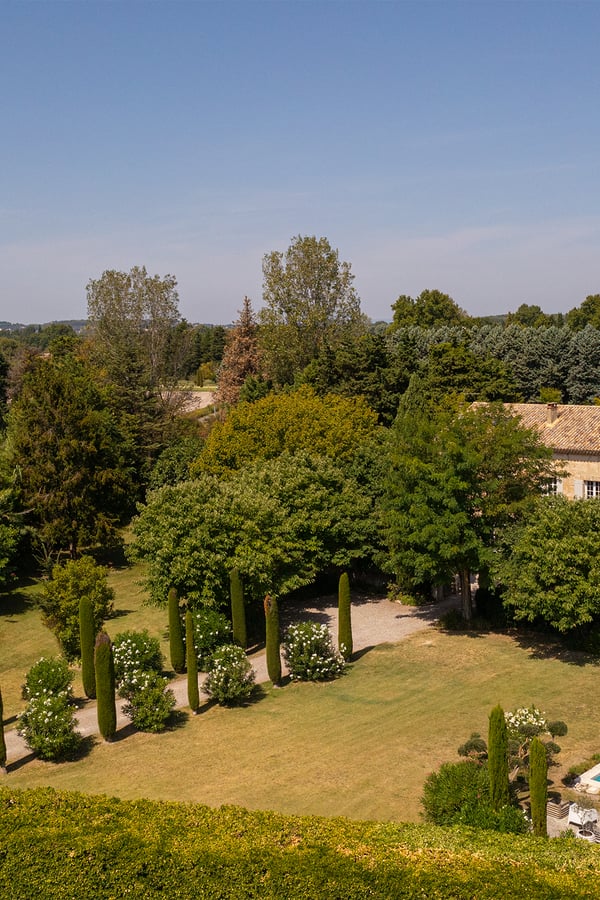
[0,319,89,333]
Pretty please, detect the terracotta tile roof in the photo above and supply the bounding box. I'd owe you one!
[509,404,600,454]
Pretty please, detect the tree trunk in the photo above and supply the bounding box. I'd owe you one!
[459,569,472,621]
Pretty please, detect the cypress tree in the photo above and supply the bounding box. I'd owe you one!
[0,686,7,772]
[529,737,548,837]
[79,595,97,699]
[264,594,281,686]
[230,568,247,649]
[168,588,185,674]
[338,572,353,661]
[488,704,509,811]
[94,631,116,742]
[186,610,200,714]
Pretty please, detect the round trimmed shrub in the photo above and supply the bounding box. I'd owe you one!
[113,630,163,699]
[23,656,73,700]
[283,622,345,681]
[17,690,81,761]
[204,644,255,705]
[122,672,176,732]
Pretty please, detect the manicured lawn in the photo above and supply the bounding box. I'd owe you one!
[4,617,599,823]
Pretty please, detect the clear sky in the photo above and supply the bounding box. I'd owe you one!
[2,0,600,325]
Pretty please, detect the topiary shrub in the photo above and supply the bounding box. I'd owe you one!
[23,656,73,700]
[230,567,247,649]
[186,610,199,713]
[112,630,164,699]
[168,588,185,674]
[79,596,96,699]
[94,632,116,742]
[488,704,509,811]
[204,644,255,705]
[192,608,232,669]
[338,571,353,661]
[39,556,114,661]
[264,594,281,686]
[529,736,548,837]
[122,672,176,732]
[17,690,81,761]
[283,622,345,682]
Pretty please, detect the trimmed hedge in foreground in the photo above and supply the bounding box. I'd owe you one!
[1,788,599,898]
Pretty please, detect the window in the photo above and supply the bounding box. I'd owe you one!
[585,481,600,499]
[543,476,562,496]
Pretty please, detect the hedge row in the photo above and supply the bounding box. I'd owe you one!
[1,788,600,898]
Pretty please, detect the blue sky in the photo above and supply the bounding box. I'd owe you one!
[2,0,600,325]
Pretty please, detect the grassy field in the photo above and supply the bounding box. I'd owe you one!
[3,565,599,823]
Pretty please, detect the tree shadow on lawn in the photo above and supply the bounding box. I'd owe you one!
[0,586,38,619]
[508,630,600,667]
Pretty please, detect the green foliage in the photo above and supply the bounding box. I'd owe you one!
[191,608,232,668]
[79,595,96,699]
[421,761,527,834]
[112,630,164,699]
[122,672,176,732]
[494,497,600,631]
[488,705,509,811]
[17,691,81,761]
[0,687,6,768]
[40,556,115,661]
[23,656,73,700]
[94,632,116,742]
[3,788,600,900]
[529,737,548,837]
[204,644,255,705]
[168,588,185,674]
[186,611,199,712]
[132,452,377,608]
[216,297,262,405]
[419,340,521,403]
[193,385,378,478]
[283,622,345,681]
[566,293,600,330]
[148,435,205,489]
[0,521,19,591]
[504,705,566,776]
[264,594,281,686]
[338,571,353,661]
[390,289,470,330]
[230,567,246,649]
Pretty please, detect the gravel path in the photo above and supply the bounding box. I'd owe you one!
[2,593,457,770]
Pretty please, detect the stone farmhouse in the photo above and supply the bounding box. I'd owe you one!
[511,403,600,499]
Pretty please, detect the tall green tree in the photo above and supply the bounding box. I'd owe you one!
[566,293,600,330]
[79,595,97,699]
[389,289,470,330]
[168,588,186,674]
[0,686,6,771]
[264,595,281,686]
[186,610,199,713]
[488,705,509,811]
[529,737,548,837]
[230,568,247,649]
[259,235,367,385]
[95,632,116,741]
[338,572,353,661]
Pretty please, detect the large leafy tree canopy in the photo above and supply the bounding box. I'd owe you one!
[259,235,367,385]
[493,496,600,631]
[389,289,470,331]
[130,452,377,607]
[192,385,379,478]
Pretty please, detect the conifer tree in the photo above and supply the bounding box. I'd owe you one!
[230,567,247,649]
[95,631,116,741]
[0,686,7,772]
[488,704,509,811]
[79,595,97,699]
[338,571,353,661]
[168,588,185,674]
[529,737,548,837]
[215,297,262,405]
[186,610,199,714]
[264,594,281,686]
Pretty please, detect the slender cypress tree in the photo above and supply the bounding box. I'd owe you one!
[0,686,7,772]
[264,594,281,686]
[529,737,548,837]
[488,704,509,811]
[95,631,116,742]
[230,568,247,649]
[168,588,185,674]
[338,572,353,661]
[186,610,200,714]
[79,595,97,699]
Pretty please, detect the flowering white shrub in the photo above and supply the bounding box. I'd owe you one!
[204,644,255,705]
[18,689,81,761]
[192,609,232,669]
[504,706,548,738]
[122,672,176,732]
[22,656,73,700]
[283,622,345,682]
[113,631,163,699]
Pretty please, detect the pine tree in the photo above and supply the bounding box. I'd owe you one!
[0,685,7,771]
[168,588,185,674]
[529,737,548,837]
[215,297,262,405]
[488,704,509,811]
[186,610,200,714]
[230,568,247,649]
[338,572,353,661]
[95,631,116,741]
[79,595,97,699]
[264,594,281,686]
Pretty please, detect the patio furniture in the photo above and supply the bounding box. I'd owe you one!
[568,803,599,828]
